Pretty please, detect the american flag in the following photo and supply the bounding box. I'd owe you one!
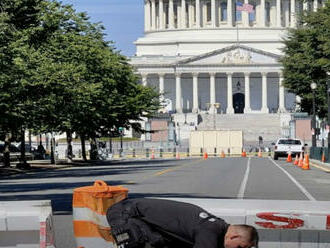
[236,2,254,13]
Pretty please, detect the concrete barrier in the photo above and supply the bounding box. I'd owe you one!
[0,200,55,248]
[162,198,330,248]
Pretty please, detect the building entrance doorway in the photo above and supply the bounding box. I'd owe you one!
[233,93,245,114]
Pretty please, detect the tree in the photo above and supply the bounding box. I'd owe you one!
[281,2,330,118]
[0,0,46,167]
[0,0,160,166]
[30,3,160,161]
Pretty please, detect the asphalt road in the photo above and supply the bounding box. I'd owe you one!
[1,157,330,247]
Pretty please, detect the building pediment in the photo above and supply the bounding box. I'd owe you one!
[177,45,281,66]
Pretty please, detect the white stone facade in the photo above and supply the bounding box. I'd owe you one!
[130,0,324,115]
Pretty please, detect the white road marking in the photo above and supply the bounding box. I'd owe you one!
[269,157,316,201]
[237,157,251,199]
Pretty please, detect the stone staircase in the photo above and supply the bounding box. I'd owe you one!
[197,113,289,143]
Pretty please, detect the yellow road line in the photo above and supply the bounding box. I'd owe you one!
[310,163,330,173]
[155,169,174,176]
[152,159,202,177]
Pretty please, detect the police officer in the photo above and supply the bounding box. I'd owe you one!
[107,198,258,248]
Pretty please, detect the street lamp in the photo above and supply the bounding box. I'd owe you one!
[310,82,317,147]
[206,102,221,129]
[119,127,124,157]
[327,72,330,149]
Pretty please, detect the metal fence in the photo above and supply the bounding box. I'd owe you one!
[309,147,329,162]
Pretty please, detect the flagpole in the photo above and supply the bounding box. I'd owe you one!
[236,0,239,47]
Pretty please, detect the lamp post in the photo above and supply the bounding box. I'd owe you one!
[206,102,221,129]
[119,127,124,157]
[327,72,330,149]
[310,82,317,148]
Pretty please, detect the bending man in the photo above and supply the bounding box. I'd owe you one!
[107,198,258,248]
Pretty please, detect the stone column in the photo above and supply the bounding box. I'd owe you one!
[227,0,233,27]
[192,73,199,113]
[243,0,250,27]
[176,73,183,113]
[159,73,165,103]
[290,0,296,28]
[261,72,269,113]
[202,2,207,26]
[244,72,251,113]
[177,5,182,28]
[145,0,151,31]
[196,0,201,28]
[151,0,156,30]
[209,72,216,113]
[188,2,194,27]
[303,1,308,11]
[159,0,164,29]
[211,0,216,27]
[276,0,282,27]
[227,73,234,114]
[181,0,186,28]
[284,0,290,27]
[313,0,318,11]
[142,73,148,86]
[169,0,174,29]
[260,0,266,27]
[278,74,286,112]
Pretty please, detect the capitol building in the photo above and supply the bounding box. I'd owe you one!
[130,0,324,143]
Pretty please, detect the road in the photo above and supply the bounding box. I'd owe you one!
[1,156,330,247]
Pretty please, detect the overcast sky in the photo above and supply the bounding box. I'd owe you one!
[61,0,144,56]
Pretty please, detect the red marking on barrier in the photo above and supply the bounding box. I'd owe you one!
[40,222,46,248]
[256,212,304,229]
[327,215,330,230]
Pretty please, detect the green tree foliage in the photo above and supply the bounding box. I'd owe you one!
[281,1,330,118]
[0,0,160,164]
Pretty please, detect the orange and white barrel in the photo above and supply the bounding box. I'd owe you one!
[73,180,128,248]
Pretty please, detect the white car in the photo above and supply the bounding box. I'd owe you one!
[273,138,305,160]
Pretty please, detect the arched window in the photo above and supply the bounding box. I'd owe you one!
[221,2,227,21]
[235,0,243,21]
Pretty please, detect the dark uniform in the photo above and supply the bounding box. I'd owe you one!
[106,198,229,248]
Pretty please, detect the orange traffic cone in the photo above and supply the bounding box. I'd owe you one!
[298,153,303,167]
[322,152,325,163]
[258,148,262,157]
[176,151,180,160]
[286,152,292,163]
[302,154,310,170]
[220,150,226,158]
[151,149,155,159]
[203,152,208,160]
[293,154,299,165]
[241,149,247,157]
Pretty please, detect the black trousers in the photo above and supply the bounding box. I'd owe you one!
[107,201,166,248]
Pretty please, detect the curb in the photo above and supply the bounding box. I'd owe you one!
[310,159,330,173]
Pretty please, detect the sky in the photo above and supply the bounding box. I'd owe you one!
[61,0,144,56]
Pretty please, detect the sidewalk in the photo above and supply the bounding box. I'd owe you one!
[310,159,330,172]
[0,156,194,176]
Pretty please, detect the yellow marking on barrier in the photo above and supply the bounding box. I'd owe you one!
[310,163,330,173]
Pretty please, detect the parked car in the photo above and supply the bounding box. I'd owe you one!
[0,144,34,162]
[273,138,305,160]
